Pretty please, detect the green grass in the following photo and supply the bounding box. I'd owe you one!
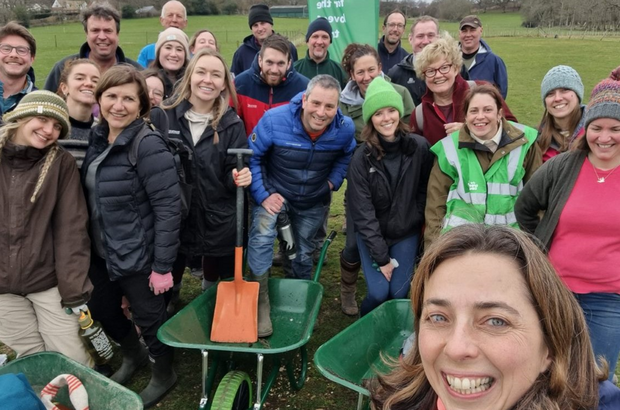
[2,11,619,410]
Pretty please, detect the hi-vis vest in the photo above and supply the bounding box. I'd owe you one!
[431,122,537,232]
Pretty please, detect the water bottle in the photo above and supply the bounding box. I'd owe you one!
[78,309,114,365]
[277,210,297,260]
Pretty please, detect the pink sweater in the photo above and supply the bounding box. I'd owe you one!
[549,158,620,294]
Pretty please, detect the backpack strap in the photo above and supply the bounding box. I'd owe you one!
[415,104,423,132]
[129,122,158,167]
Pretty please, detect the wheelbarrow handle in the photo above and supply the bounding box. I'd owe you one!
[312,230,337,283]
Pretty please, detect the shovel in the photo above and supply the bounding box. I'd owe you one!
[210,148,259,343]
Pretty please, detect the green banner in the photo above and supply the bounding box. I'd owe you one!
[307,0,379,63]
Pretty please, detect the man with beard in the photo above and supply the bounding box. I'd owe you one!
[235,34,309,137]
[378,10,408,74]
[246,75,355,337]
[44,5,142,93]
[294,17,347,89]
[0,22,36,117]
[231,4,298,77]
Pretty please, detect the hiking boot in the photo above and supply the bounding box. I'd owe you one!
[250,272,273,337]
[340,252,360,316]
[110,326,149,385]
[139,351,178,408]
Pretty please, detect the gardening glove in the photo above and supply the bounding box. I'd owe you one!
[149,271,173,295]
[64,304,88,315]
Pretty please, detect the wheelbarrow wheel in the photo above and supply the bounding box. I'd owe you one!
[211,370,253,410]
[285,346,308,391]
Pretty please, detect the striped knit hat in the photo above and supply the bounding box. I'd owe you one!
[3,90,70,139]
[584,79,620,129]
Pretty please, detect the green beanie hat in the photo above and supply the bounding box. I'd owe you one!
[3,90,70,139]
[362,77,403,123]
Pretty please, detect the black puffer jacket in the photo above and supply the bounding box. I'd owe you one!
[346,132,433,266]
[82,119,181,280]
[166,102,248,256]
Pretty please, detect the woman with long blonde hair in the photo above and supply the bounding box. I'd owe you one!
[163,48,251,293]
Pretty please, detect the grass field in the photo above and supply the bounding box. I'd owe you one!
[3,11,619,410]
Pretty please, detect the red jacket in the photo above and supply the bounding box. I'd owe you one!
[411,75,517,146]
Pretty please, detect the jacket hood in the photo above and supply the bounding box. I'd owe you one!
[340,72,387,105]
[241,34,262,52]
[395,53,415,72]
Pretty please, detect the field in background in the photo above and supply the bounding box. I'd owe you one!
[6,12,619,409]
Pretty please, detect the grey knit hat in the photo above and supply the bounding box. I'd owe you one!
[584,79,620,129]
[541,65,584,104]
[3,90,70,139]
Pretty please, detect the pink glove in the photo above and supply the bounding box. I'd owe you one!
[149,271,173,295]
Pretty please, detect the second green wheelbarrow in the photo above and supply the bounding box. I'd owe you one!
[313,299,414,410]
[158,231,337,410]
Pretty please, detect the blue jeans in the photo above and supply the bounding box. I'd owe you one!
[573,292,620,379]
[248,200,328,280]
[357,233,419,316]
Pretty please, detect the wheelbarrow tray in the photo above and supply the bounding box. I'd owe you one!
[314,299,414,396]
[0,351,143,409]
[158,277,323,354]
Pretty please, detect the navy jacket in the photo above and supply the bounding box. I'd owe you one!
[231,33,299,77]
[463,39,508,99]
[248,92,356,210]
[82,119,181,280]
[377,36,409,74]
[166,102,248,256]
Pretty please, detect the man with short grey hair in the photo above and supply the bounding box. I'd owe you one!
[246,75,355,337]
[137,0,187,68]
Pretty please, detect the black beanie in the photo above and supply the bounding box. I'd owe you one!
[305,17,333,42]
[248,4,273,28]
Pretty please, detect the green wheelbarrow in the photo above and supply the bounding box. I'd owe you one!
[313,299,414,410]
[0,351,143,409]
[158,231,337,410]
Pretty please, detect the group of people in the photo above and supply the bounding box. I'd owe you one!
[1,2,620,409]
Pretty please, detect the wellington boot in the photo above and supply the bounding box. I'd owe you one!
[139,351,178,408]
[251,273,273,337]
[340,252,360,316]
[110,326,149,385]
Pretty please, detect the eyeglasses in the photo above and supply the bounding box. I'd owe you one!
[0,44,31,56]
[387,23,405,29]
[424,64,453,78]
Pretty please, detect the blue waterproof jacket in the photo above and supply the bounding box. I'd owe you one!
[248,92,356,209]
[465,39,508,99]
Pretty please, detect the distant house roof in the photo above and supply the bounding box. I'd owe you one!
[136,5,157,14]
[52,0,88,10]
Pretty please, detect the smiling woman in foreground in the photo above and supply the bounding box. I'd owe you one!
[370,224,605,410]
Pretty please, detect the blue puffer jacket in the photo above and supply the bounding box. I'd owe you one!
[82,119,181,280]
[248,92,356,210]
[466,39,508,99]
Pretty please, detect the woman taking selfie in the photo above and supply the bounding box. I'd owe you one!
[371,224,614,410]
